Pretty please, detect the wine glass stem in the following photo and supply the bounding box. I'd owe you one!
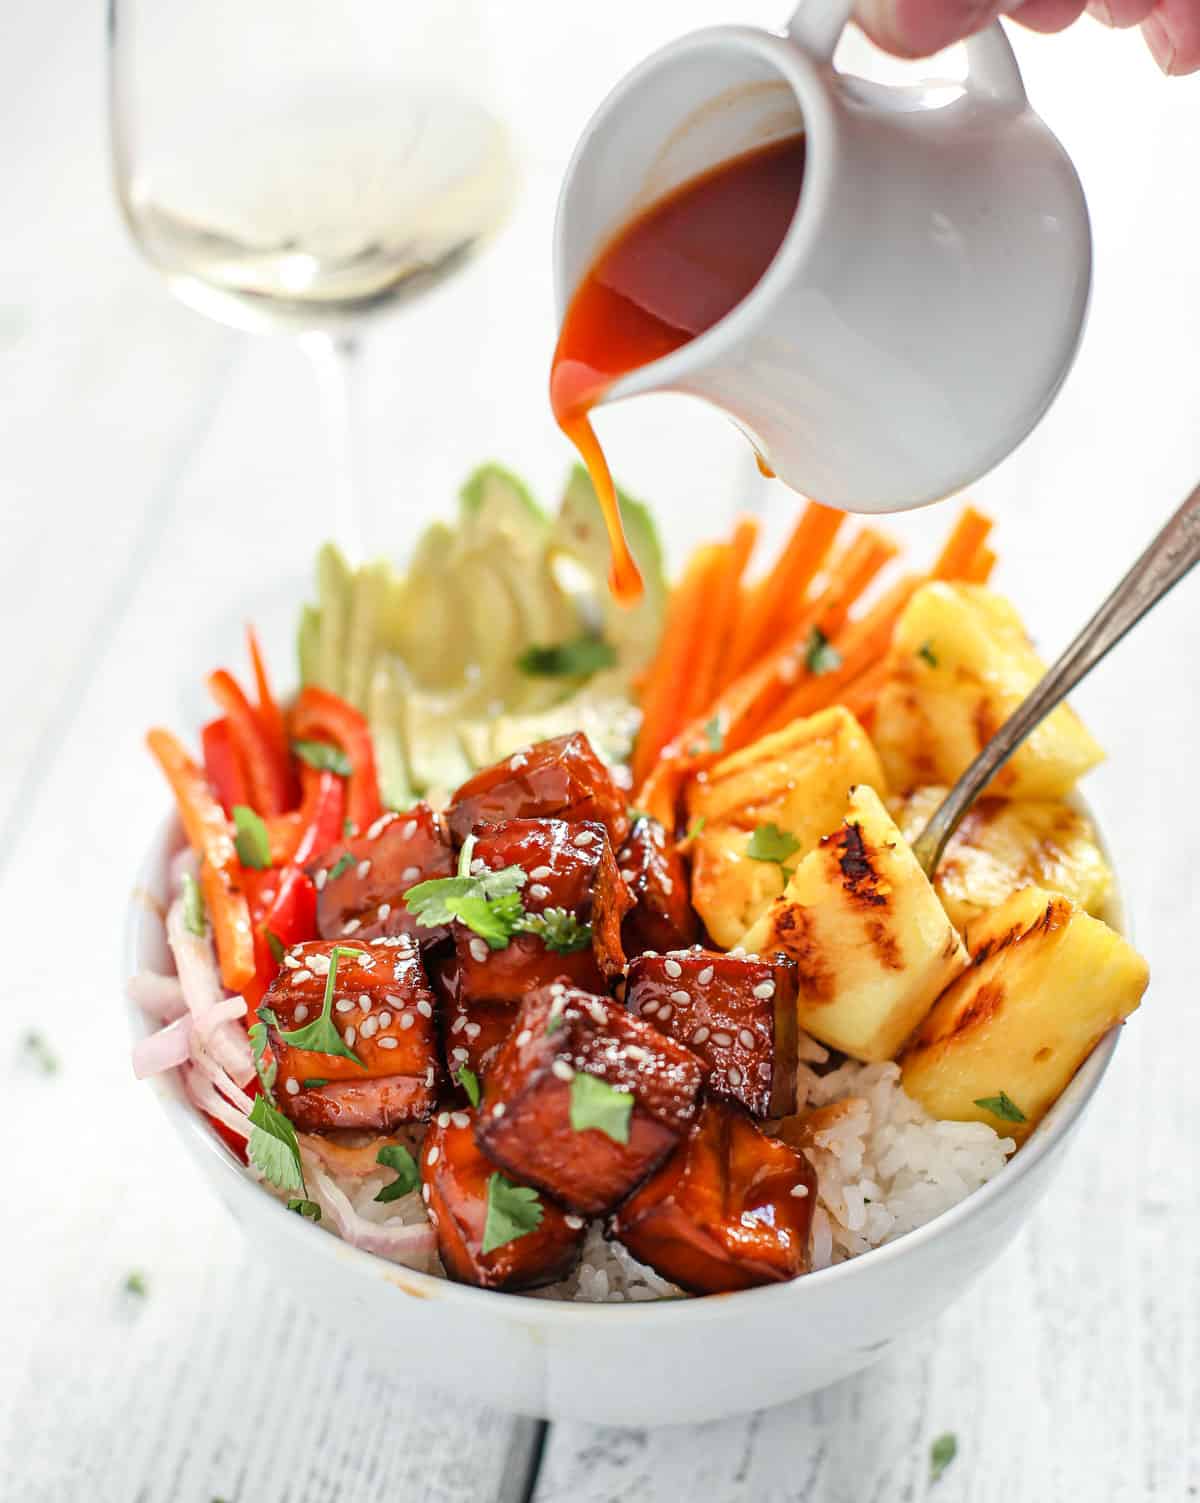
[304,328,366,562]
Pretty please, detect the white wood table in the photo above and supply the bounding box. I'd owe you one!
[3,4,1198,1499]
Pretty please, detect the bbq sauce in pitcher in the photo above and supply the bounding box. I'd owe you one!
[550,135,806,602]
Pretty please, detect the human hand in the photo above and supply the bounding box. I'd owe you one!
[855,0,1199,73]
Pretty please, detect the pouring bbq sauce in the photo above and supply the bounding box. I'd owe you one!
[550,134,806,603]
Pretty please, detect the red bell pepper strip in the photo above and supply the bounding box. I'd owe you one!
[243,865,319,1009]
[201,717,250,818]
[264,766,345,867]
[146,728,256,993]
[290,686,383,833]
[208,669,292,817]
[246,625,297,807]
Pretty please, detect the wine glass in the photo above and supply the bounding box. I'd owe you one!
[108,0,517,557]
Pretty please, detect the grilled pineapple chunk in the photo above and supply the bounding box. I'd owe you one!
[893,787,1112,932]
[901,887,1147,1142]
[689,708,887,948]
[873,583,1103,799]
[739,785,967,1061]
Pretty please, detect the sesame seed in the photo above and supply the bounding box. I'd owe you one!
[641,1000,659,1017]
[669,990,690,1006]
[401,865,421,884]
[400,819,417,840]
[342,918,362,936]
[315,868,328,891]
[729,946,746,958]
[421,1183,431,1202]
[378,1037,398,1050]
[309,954,331,976]
[564,1214,585,1230]
[790,1183,809,1198]
[572,830,596,847]
[360,1017,378,1038]
[400,1014,415,1031]
[641,950,658,959]
[425,1066,435,1086]
[492,1103,506,1118]
[698,966,714,985]
[549,982,567,997]
[510,752,528,769]
[530,865,552,880]
[451,1111,470,1128]
[377,903,391,921]
[469,938,490,964]
[378,1011,392,1028]
[587,1002,608,1025]
[452,1047,469,1063]
[738,1028,756,1049]
[417,999,433,1019]
[691,1026,710,1045]
[427,1145,440,1166]
[359,995,372,1013]
[658,1003,673,1021]
[464,1022,481,1040]
[437,1111,451,1128]
[367,813,396,840]
[551,1060,575,1082]
[344,1025,356,1046]
[729,1066,745,1087]
[283,955,300,970]
[712,1031,734,1047]
[451,1015,466,1034]
[620,868,637,883]
[285,1079,300,1095]
[292,969,312,983]
[664,959,682,979]
[335,999,354,1014]
[356,859,372,880]
[660,877,674,894]
[752,981,776,999]
[515,1029,532,1048]
[293,1004,309,1023]
[528,883,551,901]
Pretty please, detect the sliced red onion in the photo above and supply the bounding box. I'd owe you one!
[169,846,199,890]
[184,1064,251,1141]
[190,1036,256,1115]
[306,1160,436,1264]
[166,899,255,1087]
[132,1014,193,1078]
[127,971,188,1022]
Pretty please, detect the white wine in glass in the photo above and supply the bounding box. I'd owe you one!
[108,0,517,550]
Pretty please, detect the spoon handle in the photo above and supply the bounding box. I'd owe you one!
[912,481,1200,876]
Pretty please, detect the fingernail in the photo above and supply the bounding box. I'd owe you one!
[1087,0,1116,26]
[1142,13,1176,71]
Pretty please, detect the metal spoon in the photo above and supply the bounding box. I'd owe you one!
[912,481,1200,877]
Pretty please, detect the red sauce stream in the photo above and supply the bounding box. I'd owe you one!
[550,135,806,602]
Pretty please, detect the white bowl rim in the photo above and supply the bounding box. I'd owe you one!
[124,801,1126,1330]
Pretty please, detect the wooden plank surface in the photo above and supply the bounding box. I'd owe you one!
[3,3,1198,1500]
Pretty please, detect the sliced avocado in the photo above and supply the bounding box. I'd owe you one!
[459,462,547,530]
[297,603,321,687]
[551,465,668,677]
[343,560,394,712]
[367,660,417,810]
[315,543,354,696]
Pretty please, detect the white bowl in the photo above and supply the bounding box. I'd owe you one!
[125,811,1124,1427]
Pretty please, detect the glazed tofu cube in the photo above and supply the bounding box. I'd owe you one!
[901,886,1148,1142]
[740,785,968,1062]
[314,804,454,946]
[610,1100,817,1294]
[475,984,704,1216]
[625,950,798,1117]
[446,732,630,847]
[421,1111,586,1290]
[616,816,698,956]
[264,938,440,1131]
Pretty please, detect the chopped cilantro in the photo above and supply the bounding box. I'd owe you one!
[569,1072,633,1144]
[545,1011,565,1037]
[181,872,207,936]
[287,1198,322,1221]
[929,1432,958,1483]
[374,1143,420,1203]
[279,947,367,1066]
[516,633,617,679]
[455,1066,481,1108]
[23,1031,58,1075]
[917,640,939,668]
[405,834,528,949]
[257,1005,279,1028]
[973,1091,1027,1124]
[124,1270,147,1296]
[747,821,801,867]
[301,1077,329,1090]
[683,815,707,843]
[292,739,351,777]
[515,906,592,954]
[804,626,843,676]
[702,716,724,753]
[328,852,355,882]
[627,807,653,824]
[265,929,286,964]
[481,1173,544,1254]
[247,1019,277,1101]
[343,818,356,837]
[232,804,271,870]
[247,1096,305,1196]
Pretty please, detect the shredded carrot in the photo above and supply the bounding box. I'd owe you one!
[683,517,760,719]
[146,728,256,991]
[963,544,997,585]
[837,659,891,726]
[247,625,296,806]
[931,506,992,580]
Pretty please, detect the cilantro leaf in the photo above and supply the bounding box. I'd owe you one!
[929,1433,958,1484]
[124,1270,147,1296]
[973,1091,1027,1124]
[247,1096,305,1195]
[684,816,706,843]
[328,852,355,882]
[374,1143,420,1203]
[804,626,842,676]
[257,1005,280,1028]
[232,805,271,870]
[247,1020,277,1101]
[265,929,286,964]
[747,822,801,867]
[454,892,524,949]
[404,835,528,949]
[481,1173,544,1254]
[569,1072,633,1144]
[279,946,366,1067]
[181,872,207,936]
[301,1077,329,1090]
[516,633,617,679]
[917,640,939,668]
[287,1198,322,1221]
[515,907,592,954]
[292,739,351,777]
[455,1066,481,1107]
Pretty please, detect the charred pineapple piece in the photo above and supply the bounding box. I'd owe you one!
[421,1111,586,1290]
[610,1100,817,1293]
[616,816,699,957]
[873,583,1104,799]
[265,938,440,1131]
[625,950,797,1117]
[893,787,1112,931]
[314,804,454,947]
[687,708,887,947]
[475,983,704,1216]
[446,731,630,848]
[740,785,968,1061]
[901,886,1148,1142]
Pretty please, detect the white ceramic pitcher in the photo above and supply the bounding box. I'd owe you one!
[552,0,1092,513]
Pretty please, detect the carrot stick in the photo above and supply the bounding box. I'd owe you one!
[146,728,256,992]
[931,506,992,580]
[962,545,996,584]
[685,518,760,717]
[724,501,844,680]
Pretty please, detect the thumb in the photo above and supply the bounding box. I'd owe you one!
[854,0,1005,55]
